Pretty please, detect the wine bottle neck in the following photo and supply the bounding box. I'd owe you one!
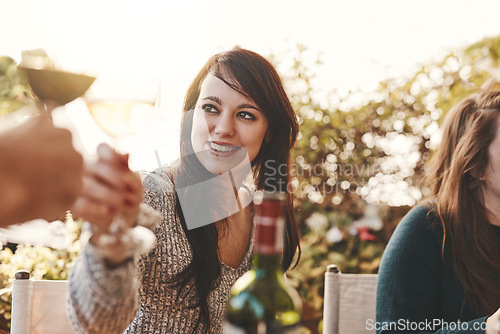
[252,192,286,278]
[252,253,282,278]
[253,218,284,278]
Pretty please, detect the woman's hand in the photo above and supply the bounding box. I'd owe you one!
[486,308,500,333]
[71,143,143,233]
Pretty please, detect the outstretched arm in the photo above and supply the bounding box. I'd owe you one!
[67,144,157,333]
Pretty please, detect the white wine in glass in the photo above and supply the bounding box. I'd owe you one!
[87,100,155,139]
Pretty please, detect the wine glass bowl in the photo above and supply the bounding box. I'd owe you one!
[84,74,158,144]
[85,99,155,139]
[19,67,95,106]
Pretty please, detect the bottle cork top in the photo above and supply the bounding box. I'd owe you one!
[15,270,30,280]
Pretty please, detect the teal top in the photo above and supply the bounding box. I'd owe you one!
[376,205,492,334]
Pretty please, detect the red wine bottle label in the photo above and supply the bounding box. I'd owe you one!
[255,216,285,255]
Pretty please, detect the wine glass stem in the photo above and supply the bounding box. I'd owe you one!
[38,101,56,123]
[109,215,127,234]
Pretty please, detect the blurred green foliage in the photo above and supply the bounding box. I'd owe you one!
[0,214,82,332]
[0,57,31,116]
[279,36,500,331]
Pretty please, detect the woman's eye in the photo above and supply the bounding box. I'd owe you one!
[237,111,256,121]
[202,104,218,113]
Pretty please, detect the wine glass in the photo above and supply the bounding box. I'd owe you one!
[17,50,96,118]
[84,73,159,261]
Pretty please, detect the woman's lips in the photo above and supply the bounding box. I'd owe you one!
[207,141,241,157]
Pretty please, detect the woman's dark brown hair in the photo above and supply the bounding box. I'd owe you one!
[425,83,500,315]
[169,47,300,332]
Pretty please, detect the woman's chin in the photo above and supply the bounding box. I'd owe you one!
[202,160,240,175]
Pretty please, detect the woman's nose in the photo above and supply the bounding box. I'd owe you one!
[214,113,235,137]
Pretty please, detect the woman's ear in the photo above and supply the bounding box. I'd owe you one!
[470,168,484,181]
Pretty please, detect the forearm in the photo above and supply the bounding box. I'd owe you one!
[66,202,160,333]
[67,244,139,334]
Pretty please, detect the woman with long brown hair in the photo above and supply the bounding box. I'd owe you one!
[67,47,300,333]
[376,83,500,334]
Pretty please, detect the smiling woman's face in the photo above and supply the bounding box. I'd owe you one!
[190,74,268,175]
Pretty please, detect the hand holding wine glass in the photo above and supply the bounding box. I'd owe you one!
[0,50,92,244]
[76,73,159,263]
[70,143,147,264]
[0,114,84,227]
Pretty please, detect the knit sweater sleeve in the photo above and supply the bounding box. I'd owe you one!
[66,175,163,334]
[376,205,488,334]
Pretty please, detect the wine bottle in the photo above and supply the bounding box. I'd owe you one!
[224,190,302,333]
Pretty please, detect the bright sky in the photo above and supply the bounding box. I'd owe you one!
[2,0,500,171]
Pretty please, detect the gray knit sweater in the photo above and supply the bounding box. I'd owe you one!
[67,168,255,334]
